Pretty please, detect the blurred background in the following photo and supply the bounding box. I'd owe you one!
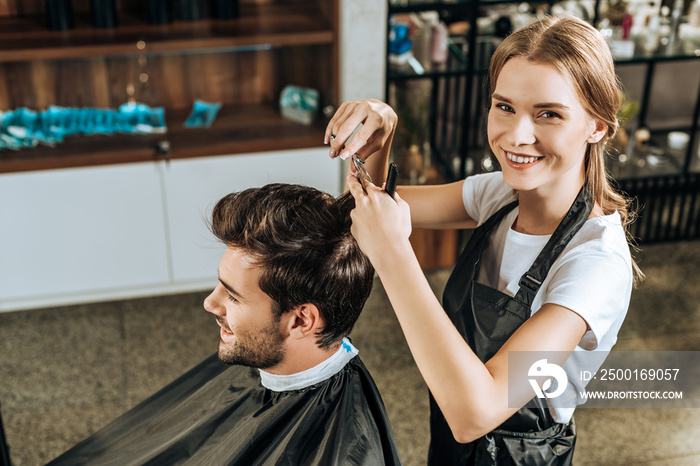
[1,0,699,464]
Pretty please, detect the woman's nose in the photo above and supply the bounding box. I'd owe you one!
[509,116,536,146]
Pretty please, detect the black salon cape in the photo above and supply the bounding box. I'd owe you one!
[48,354,402,466]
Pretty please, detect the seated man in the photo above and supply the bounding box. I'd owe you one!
[49,184,401,466]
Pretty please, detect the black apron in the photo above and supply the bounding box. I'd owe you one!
[428,186,593,466]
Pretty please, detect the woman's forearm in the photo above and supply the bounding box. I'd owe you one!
[372,238,504,441]
[397,182,477,230]
[362,126,393,186]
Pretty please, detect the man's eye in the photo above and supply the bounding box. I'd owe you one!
[226,293,238,303]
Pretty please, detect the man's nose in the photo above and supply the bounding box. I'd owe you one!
[203,289,224,316]
[510,116,536,146]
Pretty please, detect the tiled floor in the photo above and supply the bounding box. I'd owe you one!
[1,241,699,465]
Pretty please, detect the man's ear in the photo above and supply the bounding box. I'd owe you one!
[285,304,324,340]
[587,119,607,144]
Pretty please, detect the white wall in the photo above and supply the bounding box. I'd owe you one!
[339,0,387,102]
[0,163,171,309]
[0,148,341,312]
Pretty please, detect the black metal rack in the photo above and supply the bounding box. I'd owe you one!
[386,0,700,243]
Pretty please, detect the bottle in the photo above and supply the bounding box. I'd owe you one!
[44,0,74,31]
[690,0,700,27]
[90,0,118,28]
[643,14,661,52]
[668,0,684,50]
[146,0,172,24]
[414,12,437,71]
[621,13,633,40]
[214,0,239,20]
[179,0,209,21]
[658,6,672,46]
[430,20,448,65]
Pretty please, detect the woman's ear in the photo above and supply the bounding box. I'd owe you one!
[587,119,607,144]
[286,304,323,340]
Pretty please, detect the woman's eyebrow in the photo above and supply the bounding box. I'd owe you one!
[533,102,570,110]
[492,93,570,110]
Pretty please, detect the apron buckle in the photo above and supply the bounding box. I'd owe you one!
[519,274,542,293]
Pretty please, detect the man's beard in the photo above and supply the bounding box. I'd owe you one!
[217,318,286,370]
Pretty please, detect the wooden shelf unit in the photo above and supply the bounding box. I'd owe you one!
[0,0,338,173]
[0,104,327,173]
[0,3,334,62]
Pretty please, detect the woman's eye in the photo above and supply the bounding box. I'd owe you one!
[540,111,561,119]
[495,103,514,113]
[226,293,238,303]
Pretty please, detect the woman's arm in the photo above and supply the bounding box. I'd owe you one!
[347,175,587,442]
[397,182,477,230]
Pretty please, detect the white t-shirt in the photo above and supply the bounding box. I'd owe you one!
[462,172,633,423]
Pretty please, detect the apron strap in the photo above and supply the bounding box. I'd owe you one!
[482,199,520,232]
[462,199,519,274]
[514,185,594,307]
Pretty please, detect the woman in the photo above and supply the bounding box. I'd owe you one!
[324,15,642,465]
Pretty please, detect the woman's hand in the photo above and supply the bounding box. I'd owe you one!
[325,100,397,162]
[346,173,412,270]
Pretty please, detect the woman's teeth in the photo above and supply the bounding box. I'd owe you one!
[506,152,539,164]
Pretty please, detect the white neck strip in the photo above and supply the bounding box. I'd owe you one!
[259,338,359,392]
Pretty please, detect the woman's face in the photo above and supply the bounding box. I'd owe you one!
[487,57,604,197]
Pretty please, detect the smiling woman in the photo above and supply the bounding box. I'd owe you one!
[487,17,633,237]
[323,14,644,466]
[487,58,607,199]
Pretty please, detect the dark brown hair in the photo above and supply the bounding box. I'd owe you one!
[211,184,373,349]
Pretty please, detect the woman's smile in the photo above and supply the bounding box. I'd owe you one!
[504,151,543,167]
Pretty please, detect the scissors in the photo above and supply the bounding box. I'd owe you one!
[352,154,372,193]
[351,155,399,198]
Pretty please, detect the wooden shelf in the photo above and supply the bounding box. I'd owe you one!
[0,0,337,174]
[0,104,327,173]
[0,2,333,63]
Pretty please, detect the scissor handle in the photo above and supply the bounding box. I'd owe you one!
[385,163,398,198]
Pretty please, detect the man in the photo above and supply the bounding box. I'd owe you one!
[49,184,401,465]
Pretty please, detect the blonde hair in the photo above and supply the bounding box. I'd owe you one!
[488,15,643,283]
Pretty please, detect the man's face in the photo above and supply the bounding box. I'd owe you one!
[203,247,286,369]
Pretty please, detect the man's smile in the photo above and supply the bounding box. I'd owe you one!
[216,317,236,341]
